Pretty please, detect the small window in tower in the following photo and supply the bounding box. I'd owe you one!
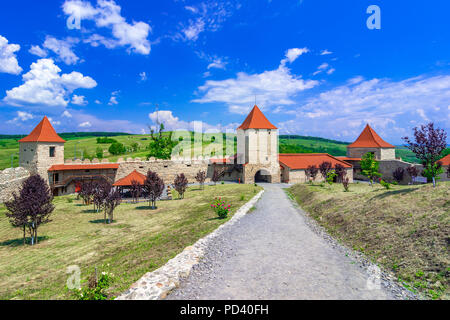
[24,149,27,152]
[49,147,56,157]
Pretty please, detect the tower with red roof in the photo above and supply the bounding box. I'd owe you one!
[19,116,65,181]
[347,124,396,160]
[237,105,280,183]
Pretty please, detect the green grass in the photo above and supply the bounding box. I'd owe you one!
[0,184,262,300]
[288,181,450,300]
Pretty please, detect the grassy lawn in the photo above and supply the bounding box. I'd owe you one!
[0,184,262,300]
[287,181,450,300]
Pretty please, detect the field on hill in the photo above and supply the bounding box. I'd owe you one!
[0,184,262,300]
[288,182,450,300]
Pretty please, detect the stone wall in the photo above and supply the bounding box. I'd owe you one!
[347,147,396,161]
[0,167,30,203]
[281,165,353,184]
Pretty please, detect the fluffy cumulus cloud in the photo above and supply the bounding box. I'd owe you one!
[0,35,22,75]
[29,45,48,58]
[277,75,450,143]
[71,94,88,106]
[62,0,151,55]
[7,111,34,124]
[193,48,318,114]
[108,90,119,105]
[178,1,238,41]
[3,58,97,108]
[78,121,92,128]
[42,36,80,65]
[280,47,309,65]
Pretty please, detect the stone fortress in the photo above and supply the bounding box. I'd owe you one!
[0,105,448,202]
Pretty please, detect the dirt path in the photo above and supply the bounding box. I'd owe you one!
[167,183,405,300]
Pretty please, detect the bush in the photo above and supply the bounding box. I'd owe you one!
[96,147,103,159]
[173,173,188,199]
[97,137,118,144]
[76,269,113,300]
[342,177,350,192]
[380,180,391,190]
[108,142,126,155]
[392,167,405,183]
[211,197,231,219]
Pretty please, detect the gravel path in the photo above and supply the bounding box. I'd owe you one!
[167,183,415,300]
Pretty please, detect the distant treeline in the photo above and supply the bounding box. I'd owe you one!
[279,144,347,156]
[0,132,132,141]
[279,135,350,145]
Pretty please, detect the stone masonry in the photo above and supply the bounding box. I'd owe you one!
[0,167,30,203]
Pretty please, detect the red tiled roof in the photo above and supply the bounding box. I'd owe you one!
[113,170,146,186]
[439,154,450,166]
[279,153,352,170]
[238,105,277,130]
[336,156,362,161]
[348,124,394,148]
[48,164,119,172]
[19,116,66,143]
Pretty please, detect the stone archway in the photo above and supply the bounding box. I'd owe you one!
[254,168,272,183]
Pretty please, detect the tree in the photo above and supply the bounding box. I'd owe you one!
[4,175,54,245]
[402,122,447,187]
[407,166,419,184]
[326,170,337,186]
[108,142,126,155]
[130,180,142,203]
[92,179,110,215]
[80,181,94,205]
[360,152,382,186]
[422,161,444,185]
[334,164,346,183]
[173,174,188,199]
[212,169,220,185]
[147,123,178,160]
[96,147,103,159]
[195,170,206,190]
[144,171,164,209]
[305,165,319,183]
[131,142,139,152]
[392,167,405,184]
[104,187,121,224]
[319,162,333,181]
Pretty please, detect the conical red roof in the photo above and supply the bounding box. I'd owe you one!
[113,170,146,186]
[348,124,394,148]
[19,116,66,143]
[238,105,277,130]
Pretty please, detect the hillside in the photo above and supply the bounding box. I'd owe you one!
[288,182,450,300]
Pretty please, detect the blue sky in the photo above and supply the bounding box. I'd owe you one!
[0,0,449,143]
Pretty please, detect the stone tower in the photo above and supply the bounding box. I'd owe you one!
[237,105,280,183]
[19,116,65,182]
[347,124,396,160]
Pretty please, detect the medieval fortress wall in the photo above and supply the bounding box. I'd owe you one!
[0,167,30,203]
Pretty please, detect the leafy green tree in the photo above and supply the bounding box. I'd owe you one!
[131,142,139,152]
[147,123,178,160]
[421,161,444,184]
[96,147,103,159]
[108,142,126,155]
[326,170,337,186]
[360,152,382,186]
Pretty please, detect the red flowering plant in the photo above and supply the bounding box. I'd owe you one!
[210,197,231,219]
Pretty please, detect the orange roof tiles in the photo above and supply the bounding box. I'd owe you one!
[113,170,146,186]
[439,154,450,166]
[279,153,352,170]
[19,116,66,143]
[348,124,394,148]
[48,164,119,172]
[238,105,277,130]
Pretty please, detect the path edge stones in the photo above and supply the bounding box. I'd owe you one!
[116,190,265,300]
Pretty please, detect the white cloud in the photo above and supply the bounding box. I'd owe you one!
[62,0,152,55]
[177,1,237,42]
[277,75,450,142]
[318,63,329,70]
[3,58,97,107]
[327,68,335,75]
[193,50,318,114]
[207,58,227,70]
[0,35,22,75]
[8,111,34,124]
[281,47,309,65]
[29,45,48,58]
[108,91,119,105]
[95,99,102,104]
[43,36,80,65]
[320,49,333,55]
[62,110,72,118]
[139,71,148,81]
[149,109,238,132]
[48,117,61,126]
[71,94,88,106]
[79,121,92,128]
